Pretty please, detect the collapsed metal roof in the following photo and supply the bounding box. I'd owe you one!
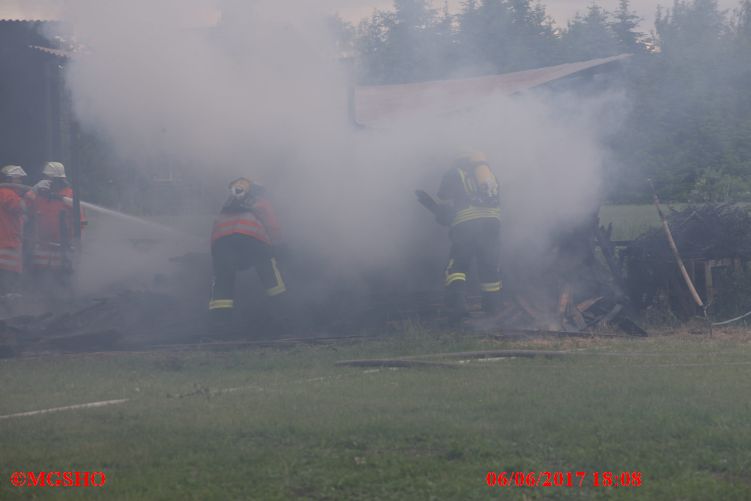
[354,54,631,126]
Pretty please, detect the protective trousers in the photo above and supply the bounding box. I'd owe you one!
[444,218,502,319]
[209,234,286,325]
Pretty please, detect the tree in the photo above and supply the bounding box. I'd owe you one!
[328,15,356,57]
[470,0,515,72]
[731,0,751,45]
[384,0,438,82]
[561,4,620,61]
[355,0,449,84]
[610,0,645,53]
[356,10,395,84]
[612,0,751,202]
[455,0,559,74]
[505,0,559,69]
[431,2,460,76]
[456,0,484,70]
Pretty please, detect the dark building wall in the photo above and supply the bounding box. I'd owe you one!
[0,21,67,180]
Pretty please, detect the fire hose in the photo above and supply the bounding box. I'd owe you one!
[0,183,194,238]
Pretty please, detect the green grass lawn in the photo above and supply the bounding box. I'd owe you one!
[598,204,691,242]
[2,328,751,500]
[599,205,658,242]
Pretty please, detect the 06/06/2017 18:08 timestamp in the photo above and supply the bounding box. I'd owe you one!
[486,471,643,488]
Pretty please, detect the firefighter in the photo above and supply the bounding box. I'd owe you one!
[25,162,86,288]
[209,177,287,329]
[436,151,502,321]
[0,165,28,296]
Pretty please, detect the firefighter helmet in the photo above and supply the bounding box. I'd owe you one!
[457,150,488,164]
[1,165,27,178]
[42,161,66,178]
[465,151,488,164]
[455,150,488,169]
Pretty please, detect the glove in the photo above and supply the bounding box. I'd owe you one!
[33,180,52,192]
[415,190,436,210]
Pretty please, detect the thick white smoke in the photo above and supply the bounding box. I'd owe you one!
[53,0,624,295]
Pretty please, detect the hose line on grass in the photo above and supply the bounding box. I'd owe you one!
[712,309,751,326]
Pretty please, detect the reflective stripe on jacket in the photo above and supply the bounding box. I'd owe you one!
[451,206,501,226]
[211,211,271,245]
[438,166,501,227]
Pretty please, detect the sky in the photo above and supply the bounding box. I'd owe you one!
[0,0,744,30]
[335,0,742,30]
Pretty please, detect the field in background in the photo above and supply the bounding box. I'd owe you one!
[599,204,662,242]
[2,328,751,499]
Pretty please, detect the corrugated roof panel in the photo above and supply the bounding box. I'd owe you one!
[354,54,631,126]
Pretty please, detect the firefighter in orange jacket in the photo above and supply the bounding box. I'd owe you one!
[25,162,86,282]
[0,165,28,294]
[209,177,286,327]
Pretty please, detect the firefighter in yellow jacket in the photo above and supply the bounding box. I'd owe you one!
[209,178,286,328]
[437,151,502,321]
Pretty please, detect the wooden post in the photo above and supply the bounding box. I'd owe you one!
[649,180,705,309]
[705,260,714,305]
[648,180,711,335]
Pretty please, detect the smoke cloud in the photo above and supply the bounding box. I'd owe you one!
[52,0,626,298]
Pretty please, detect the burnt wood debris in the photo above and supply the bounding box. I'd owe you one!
[624,204,751,320]
[8,204,751,356]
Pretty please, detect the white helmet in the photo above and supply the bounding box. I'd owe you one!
[42,161,66,178]
[1,165,27,178]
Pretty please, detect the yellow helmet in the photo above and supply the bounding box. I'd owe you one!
[466,151,487,164]
[454,150,488,169]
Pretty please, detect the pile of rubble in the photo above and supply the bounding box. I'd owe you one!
[0,215,656,359]
[626,204,751,261]
[623,204,751,317]
[365,214,647,337]
[0,290,206,358]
